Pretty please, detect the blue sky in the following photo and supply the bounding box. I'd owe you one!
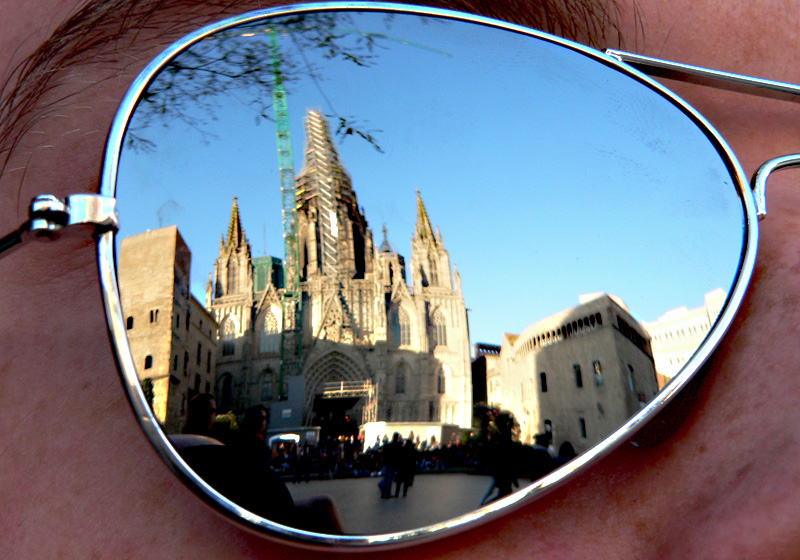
[116,10,745,348]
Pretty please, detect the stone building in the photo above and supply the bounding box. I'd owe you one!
[471,343,501,406]
[489,294,658,453]
[118,226,218,433]
[206,109,472,433]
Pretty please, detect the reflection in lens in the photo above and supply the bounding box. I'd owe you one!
[114,10,743,535]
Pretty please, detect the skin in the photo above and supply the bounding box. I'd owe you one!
[2,0,800,558]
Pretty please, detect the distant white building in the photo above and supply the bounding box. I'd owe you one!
[642,288,725,384]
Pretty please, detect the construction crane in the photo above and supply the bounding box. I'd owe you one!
[269,28,302,401]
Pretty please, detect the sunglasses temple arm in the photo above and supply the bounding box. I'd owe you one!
[751,155,800,220]
[0,194,118,260]
[606,50,800,103]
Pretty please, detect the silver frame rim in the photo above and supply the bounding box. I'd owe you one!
[97,1,758,549]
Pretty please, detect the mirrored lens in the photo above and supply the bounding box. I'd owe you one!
[111,8,745,538]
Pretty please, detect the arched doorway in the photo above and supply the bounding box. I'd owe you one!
[304,351,368,439]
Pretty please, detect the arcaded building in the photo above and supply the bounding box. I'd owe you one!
[118,226,218,433]
[206,110,472,432]
[490,294,659,453]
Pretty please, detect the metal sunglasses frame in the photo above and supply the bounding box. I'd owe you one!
[3,1,800,549]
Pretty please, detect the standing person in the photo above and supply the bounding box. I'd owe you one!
[480,412,520,506]
[379,432,402,499]
[394,439,418,498]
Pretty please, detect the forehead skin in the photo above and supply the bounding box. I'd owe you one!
[2,1,800,559]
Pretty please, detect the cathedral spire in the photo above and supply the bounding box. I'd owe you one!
[414,190,437,248]
[379,224,396,253]
[225,197,247,249]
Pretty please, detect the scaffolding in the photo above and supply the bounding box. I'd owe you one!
[320,380,378,424]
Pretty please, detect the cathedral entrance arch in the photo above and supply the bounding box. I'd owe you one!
[304,350,368,438]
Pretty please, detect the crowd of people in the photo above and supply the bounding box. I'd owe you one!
[177,394,579,520]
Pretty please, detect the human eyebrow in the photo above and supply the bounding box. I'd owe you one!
[0,0,244,174]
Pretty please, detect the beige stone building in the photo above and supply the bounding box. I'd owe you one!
[642,288,726,384]
[119,226,218,433]
[206,110,472,434]
[489,294,658,453]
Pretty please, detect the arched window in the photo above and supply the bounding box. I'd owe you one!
[437,370,446,394]
[391,307,411,347]
[428,255,439,286]
[126,316,134,330]
[574,364,583,388]
[260,309,280,353]
[216,373,233,414]
[628,364,637,392]
[593,360,604,386]
[540,372,548,393]
[144,355,153,370]
[395,363,407,394]
[261,369,275,401]
[432,311,447,348]
[227,258,238,293]
[221,318,236,357]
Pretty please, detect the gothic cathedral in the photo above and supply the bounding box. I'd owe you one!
[206,110,472,432]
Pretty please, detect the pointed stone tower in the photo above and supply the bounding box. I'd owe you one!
[213,197,254,298]
[412,191,452,291]
[295,109,372,281]
[206,198,256,413]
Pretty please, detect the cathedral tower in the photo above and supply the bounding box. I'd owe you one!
[295,109,373,281]
[206,109,472,432]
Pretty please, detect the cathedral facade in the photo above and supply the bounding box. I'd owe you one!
[206,110,472,433]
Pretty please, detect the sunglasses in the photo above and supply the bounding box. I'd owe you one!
[4,1,800,549]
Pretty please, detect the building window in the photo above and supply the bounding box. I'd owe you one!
[540,372,548,393]
[144,355,153,370]
[227,258,238,294]
[260,310,280,353]
[207,351,211,373]
[574,364,583,388]
[196,343,202,365]
[395,372,406,395]
[172,355,178,371]
[262,369,274,401]
[216,373,233,414]
[126,316,134,330]
[579,418,587,438]
[628,364,637,392]
[432,311,447,348]
[183,351,189,375]
[221,318,235,357]
[437,371,446,394]
[593,360,604,386]
[391,307,411,346]
[149,309,158,323]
